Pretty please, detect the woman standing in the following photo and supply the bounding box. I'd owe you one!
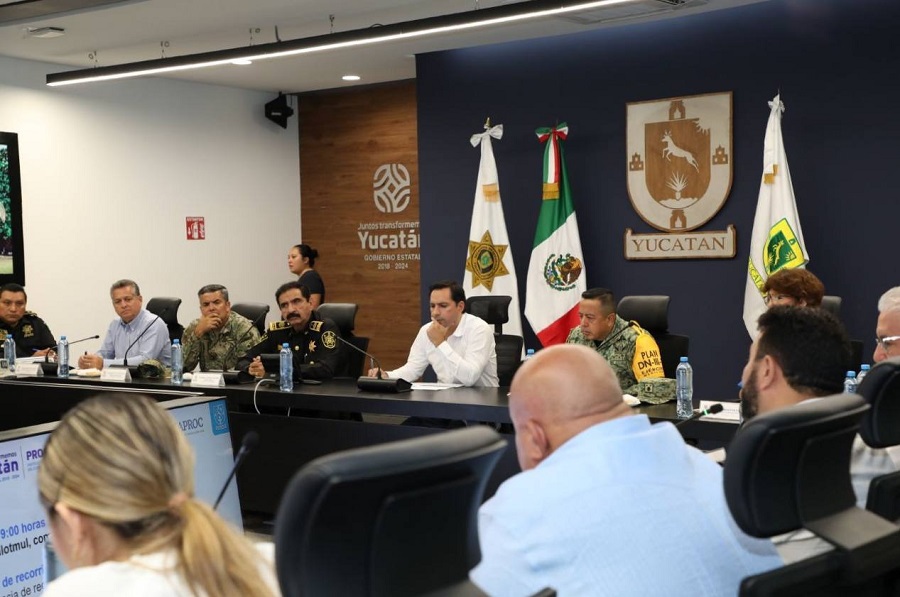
[287,244,325,308]
[38,394,279,597]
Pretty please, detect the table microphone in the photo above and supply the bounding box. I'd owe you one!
[675,403,724,427]
[213,430,259,511]
[334,335,411,393]
[597,320,636,350]
[123,307,168,367]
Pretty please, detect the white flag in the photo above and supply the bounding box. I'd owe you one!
[742,94,809,337]
[463,123,523,339]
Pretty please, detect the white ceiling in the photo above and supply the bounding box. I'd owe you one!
[0,0,769,93]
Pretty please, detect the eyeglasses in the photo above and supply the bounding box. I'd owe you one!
[876,335,900,354]
[764,294,793,306]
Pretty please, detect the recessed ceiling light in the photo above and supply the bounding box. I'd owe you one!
[26,27,65,39]
[231,59,253,66]
[342,75,361,81]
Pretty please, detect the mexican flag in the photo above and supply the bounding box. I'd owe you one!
[525,123,587,346]
[742,94,809,337]
[463,123,523,339]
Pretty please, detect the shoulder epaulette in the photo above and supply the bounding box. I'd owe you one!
[269,320,291,331]
[308,320,324,332]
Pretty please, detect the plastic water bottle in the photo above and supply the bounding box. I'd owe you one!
[3,334,15,372]
[857,364,871,388]
[171,339,183,385]
[57,336,69,378]
[676,356,693,419]
[279,343,294,392]
[524,348,535,361]
[844,370,858,394]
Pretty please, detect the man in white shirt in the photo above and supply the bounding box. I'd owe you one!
[739,305,859,562]
[369,280,498,387]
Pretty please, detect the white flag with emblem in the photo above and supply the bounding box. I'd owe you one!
[463,123,523,339]
[742,93,809,337]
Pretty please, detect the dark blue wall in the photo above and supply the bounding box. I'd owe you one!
[416,0,900,398]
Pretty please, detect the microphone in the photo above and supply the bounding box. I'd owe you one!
[213,430,259,511]
[597,320,636,350]
[675,403,724,427]
[218,309,268,373]
[334,335,411,393]
[44,335,100,364]
[123,307,167,367]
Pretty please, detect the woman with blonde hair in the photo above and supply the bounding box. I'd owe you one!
[38,394,279,596]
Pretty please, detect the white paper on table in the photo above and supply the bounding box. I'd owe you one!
[410,382,464,391]
[699,400,741,422]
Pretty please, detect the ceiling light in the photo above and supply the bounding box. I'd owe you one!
[231,59,253,65]
[342,75,361,81]
[46,0,641,87]
[26,26,65,39]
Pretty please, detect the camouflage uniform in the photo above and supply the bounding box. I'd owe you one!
[0,312,56,357]
[236,313,343,381]
[182,311,260,371]
[566,314,657,396]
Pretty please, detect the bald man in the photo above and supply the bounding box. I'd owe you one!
[470,345,781,596]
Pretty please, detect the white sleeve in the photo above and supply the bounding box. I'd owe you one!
[431,317,495,386]
[387,324,430,383]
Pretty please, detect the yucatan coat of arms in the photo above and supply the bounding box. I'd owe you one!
[626,92,732,233]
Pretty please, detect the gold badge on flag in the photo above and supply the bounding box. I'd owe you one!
[465,231,509,291]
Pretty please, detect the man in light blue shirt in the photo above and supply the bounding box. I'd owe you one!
[78,279,171,369]
[470,344,781,596]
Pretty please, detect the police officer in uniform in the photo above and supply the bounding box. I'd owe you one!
[0,283,56,358]
[236,281,343,381]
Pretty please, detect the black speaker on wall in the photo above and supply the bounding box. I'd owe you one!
[265,93,294,129]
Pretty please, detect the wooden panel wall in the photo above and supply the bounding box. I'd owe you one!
[299,81,420,371]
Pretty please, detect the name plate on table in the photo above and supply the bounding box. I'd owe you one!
[191,372,225,387]
[101,367,132,382]
[14,363,44,377]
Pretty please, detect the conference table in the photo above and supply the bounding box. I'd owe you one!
[0,374,739,519]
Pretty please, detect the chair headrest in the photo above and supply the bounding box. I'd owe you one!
[315,303,358,334]
[466,296,511,326]
[723,394,868,538]
[859,357,900,448]
[616,295,669,332]
[820,295,842,318]
[146,297,182,325]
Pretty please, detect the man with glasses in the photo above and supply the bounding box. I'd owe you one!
[565,287,663,396]
[874,286,900,363]
[182,284,259,371]
[78,279,171,369]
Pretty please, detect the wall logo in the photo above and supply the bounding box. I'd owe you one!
[625,92,736,259]
[373,163,411,213]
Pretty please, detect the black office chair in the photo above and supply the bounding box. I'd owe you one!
[724,393,900,595]
[146,296,183,342]
[274,426,507,597]
[316,303,369,377]
[231,302,270,334]
[858,357,900,521]
[820,295,863,372]
[466,295,523,386]
[616,295,688,378]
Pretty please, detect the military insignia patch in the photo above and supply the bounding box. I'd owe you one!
[322,330,337,349]
[269,320,290,331]
[308,320,323,332]
[308,340,317,353]
[22,324,34,338]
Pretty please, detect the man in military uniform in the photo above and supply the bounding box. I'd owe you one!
[236,281,343,381]
[565,287,664,395]
[0,283,56,358]
[182,284,260,371]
